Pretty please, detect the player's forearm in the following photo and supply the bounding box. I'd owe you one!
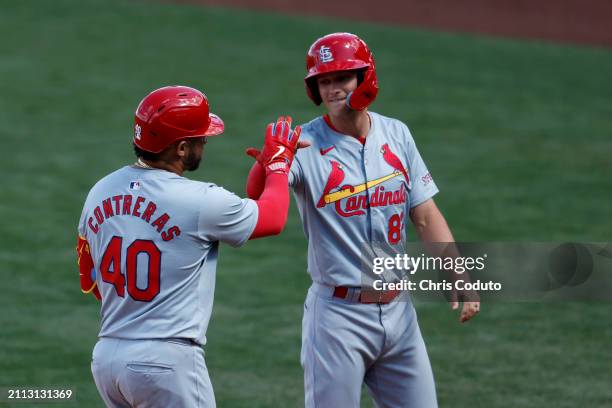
[416,213,461,269]
[410,201,458,263]
[250,172,289,239]
[415,212,454,244]
[411,203,478,301]
[246,161,266,199]
[412,203,454,244]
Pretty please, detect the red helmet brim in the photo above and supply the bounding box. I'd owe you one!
[205,113,224,136]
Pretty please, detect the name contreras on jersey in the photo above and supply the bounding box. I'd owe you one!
[87,194,181,241]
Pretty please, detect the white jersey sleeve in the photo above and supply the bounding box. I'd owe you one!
[289,148,306,189]
[78,193,91,239]
[197,184,258,247]
[402,124,439,208]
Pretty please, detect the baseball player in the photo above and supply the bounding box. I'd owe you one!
[77,85,301,407]
[246,33,480,407]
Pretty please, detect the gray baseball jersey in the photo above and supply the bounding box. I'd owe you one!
[290,112,439,408]
[290,111,439,286]
[80,165,258,407]
[78,165,258,346]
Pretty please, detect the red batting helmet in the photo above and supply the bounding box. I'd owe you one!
[304,32,378,110]
[134,85,224,153]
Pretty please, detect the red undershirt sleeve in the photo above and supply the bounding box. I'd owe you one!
[246,161,266,200]
[250,172,290,239]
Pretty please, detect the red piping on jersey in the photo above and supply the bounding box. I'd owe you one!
[250,172,289,239]
[323,114,367,145]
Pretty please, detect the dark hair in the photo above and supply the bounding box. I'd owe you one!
[133,143,163,161]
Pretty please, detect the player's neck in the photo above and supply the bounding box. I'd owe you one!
[136,158,184,176]
[327,110,370,139]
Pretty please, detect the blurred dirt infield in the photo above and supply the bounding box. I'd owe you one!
[171,0,612,47]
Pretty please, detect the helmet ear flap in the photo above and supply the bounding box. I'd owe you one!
[346,65,378,111]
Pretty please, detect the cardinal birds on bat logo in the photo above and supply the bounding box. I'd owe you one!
[319,46,334,63]
[317,143,411,217]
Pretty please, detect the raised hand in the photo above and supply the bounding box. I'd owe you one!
[247,116,302,175]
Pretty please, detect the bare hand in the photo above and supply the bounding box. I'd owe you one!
[451,300,480,323]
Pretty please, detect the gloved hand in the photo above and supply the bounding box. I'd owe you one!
[246,116,302,175]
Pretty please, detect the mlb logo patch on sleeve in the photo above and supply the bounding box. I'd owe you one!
[130,181,141,190]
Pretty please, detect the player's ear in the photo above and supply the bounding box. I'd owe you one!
[175,140,189,159]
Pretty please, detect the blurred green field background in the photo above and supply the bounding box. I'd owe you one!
[0,0,611,407]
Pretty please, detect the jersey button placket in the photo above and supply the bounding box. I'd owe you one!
[359,145,374,246]
[361,143,379,263]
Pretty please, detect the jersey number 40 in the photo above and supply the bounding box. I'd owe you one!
[99,236,161,302]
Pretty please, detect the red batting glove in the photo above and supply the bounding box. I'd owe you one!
[246,116,301,175]
[245,147,263,163]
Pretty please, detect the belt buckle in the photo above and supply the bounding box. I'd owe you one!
[359,288,382,304]
[360,288,399,304]
[382,289,399,303]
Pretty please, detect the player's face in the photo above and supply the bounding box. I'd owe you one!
[317,71,358,116]
[183,137,207,171]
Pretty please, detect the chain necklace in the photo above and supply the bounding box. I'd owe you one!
[134,158,155,169]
